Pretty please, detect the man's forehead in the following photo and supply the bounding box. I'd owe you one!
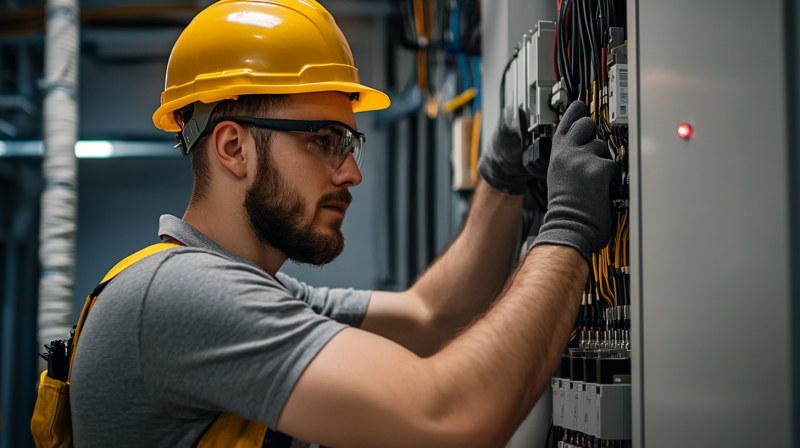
[278,92,358,130]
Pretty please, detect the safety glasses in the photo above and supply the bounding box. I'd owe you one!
[205,117,366,170]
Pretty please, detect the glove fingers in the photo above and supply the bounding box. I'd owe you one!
[491,122,521,151]
[501,104,520,130]
[585,139,611,159]
[602,158,621,179]
[556,101,588,137]
[567,117,598,146]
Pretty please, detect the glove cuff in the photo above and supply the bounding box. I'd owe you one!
[477,156,527,196]
[531,228,593,267]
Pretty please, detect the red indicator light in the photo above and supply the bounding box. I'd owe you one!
[677,123,693,139]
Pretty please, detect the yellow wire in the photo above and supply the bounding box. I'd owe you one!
[601,109,621,152]
[621,213,629,268]
[613,212,621,268]
[605,247,617,307]
[593,251,610,305]
[599,246,613,306]
[615,210,627,269]
[612,275,618,307]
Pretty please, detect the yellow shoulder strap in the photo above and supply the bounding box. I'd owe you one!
[197,412,268,448]
[67,242,270,446]
[68,242,180,381]
[101,242,181,283]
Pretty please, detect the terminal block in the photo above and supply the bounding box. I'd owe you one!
[526,21,557,137]
[607,27,628,126]
[553,348,632,442]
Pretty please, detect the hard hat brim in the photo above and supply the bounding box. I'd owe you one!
[153,82,391,132]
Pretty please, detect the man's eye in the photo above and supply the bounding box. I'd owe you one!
[312,137,332,148]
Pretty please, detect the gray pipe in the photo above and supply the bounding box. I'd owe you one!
[38,0,80,352]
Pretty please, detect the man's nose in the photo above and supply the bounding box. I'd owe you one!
[332,153,362,187]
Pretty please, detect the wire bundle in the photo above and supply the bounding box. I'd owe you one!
[555,0,630,350]
[555,0,620,104]
[556,0,628,155]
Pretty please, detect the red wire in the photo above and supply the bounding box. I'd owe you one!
[601,47,608,83]
[565,0,573,68]
[554,0,564,80]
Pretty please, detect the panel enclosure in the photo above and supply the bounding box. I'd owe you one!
[629,0,794,446]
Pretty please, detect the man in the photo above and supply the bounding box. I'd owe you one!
[69,1,617,447]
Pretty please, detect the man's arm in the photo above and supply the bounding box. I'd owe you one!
[281,101,616,448]
[279,245,586,448]
[361,181,524,356]
[361,106,542,356]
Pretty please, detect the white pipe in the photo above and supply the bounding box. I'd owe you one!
[38,0,80,351]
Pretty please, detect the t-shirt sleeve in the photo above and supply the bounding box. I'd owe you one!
[276,272,372,328]
[139,251,347,428]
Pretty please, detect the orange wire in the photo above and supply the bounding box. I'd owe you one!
[615,210,627,268]
[599,247,613,305]
[605,247,617,307]
[412,0,428,91]
[622,218,629,268]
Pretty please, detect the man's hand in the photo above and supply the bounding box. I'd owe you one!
[478,105,535,195]
[533,101,619,262]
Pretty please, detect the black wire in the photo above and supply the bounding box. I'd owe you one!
[583,0,599,93]
[557,1,574,99]
[610,0,618,28]
[499,50,519,110]
[570,0,580,102]
[577,0,591,102]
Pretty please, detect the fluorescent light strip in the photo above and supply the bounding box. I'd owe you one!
[74,141,114,158]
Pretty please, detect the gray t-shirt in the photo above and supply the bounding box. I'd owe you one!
[70,215,372,448]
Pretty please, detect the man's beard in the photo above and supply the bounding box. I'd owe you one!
[243,150,352,266]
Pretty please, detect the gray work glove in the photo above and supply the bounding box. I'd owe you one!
[478,105,534,195]
[532,101,619,263]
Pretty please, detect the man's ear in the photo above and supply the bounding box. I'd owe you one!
[211,121,250,179]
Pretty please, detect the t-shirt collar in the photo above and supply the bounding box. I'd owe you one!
[157,214,261,270]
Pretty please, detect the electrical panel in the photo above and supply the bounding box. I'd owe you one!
[502,1,630,447]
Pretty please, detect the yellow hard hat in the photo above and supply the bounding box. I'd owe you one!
[152,0,391,132]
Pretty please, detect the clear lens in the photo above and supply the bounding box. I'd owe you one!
[306,124,365,170]
[352,134,365,169]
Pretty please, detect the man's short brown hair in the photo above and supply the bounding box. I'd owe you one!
[175,94,288,201]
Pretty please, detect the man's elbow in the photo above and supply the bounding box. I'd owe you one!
[415,412,511,448]
[411,382,515,448]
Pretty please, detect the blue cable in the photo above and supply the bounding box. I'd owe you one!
[472,55,482,112]
[458,53,471,90]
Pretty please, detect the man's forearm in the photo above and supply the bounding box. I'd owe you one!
[424,245,587,445]
[409,181,523,338]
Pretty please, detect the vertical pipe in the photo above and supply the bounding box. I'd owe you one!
[38,0,79,352]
